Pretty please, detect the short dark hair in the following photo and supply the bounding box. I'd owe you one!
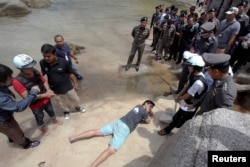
[54,34,64,40]
[41,44,56,54]
[211,62,230,73]
[0,64,13,83]
[193,66,203,72]
[143,100,155,107]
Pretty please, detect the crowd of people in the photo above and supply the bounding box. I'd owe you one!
[0,1,249,167]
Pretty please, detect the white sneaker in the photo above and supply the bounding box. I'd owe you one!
[78,107,86,113]
[64,112,70,120]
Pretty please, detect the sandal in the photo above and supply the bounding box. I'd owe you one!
[157,129,168,136]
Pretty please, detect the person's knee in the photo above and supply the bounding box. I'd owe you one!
[107,145,116,155]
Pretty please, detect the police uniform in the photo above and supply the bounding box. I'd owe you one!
[126,17,150,71]
[236,2,250,37]
[156,19,176,60]
[207,8,220,31]
[193,22,218,54]
[169,15,185,60]
[196,53,237,115]
[150,6,161,47]
[177,23,197,64]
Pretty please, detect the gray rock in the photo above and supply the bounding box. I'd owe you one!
[150,108,250,167]
[0,0,31,16]
[21,0,51,8]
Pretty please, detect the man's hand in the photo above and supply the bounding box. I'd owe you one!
[44,91,56,98]
[31,85,40,92]
[74,84,79,91]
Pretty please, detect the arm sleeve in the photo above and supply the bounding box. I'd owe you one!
[187,80,204,97]
[12,79,27,94]
[0,89,38,112]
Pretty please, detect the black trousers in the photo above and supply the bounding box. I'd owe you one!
[164,108,196,134]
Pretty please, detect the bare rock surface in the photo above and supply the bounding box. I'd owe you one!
[150,107,250,167]
[0,0,31,16]
[21,0,51,8]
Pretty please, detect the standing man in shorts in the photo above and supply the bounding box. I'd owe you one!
[69,100,155,167]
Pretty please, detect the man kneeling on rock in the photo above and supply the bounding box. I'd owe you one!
[69,100,154,167]
[158,54,207,136]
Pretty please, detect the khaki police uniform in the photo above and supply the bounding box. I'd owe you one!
[126,17,150,71]
[196,53,237,115]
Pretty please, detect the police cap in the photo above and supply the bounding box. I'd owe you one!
[208,8,217,13]
[243,1,248,7]
[140,16,148,22]
[202,53,230,67]
[237,2,246,7]
[200,22,215,32]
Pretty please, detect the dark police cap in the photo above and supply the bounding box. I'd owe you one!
[208,8,217,13]
[243,1,248,7]
[237,1,247,7]
[200,22,215,32]
[140,17,148,22]
[202,53,230,66]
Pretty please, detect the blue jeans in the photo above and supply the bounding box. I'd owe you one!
[32,101,56,128]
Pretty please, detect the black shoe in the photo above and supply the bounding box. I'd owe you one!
[167,57,172,61]
[151,48,156,51]
[155,56,162,60]
[24,140,40,149]
[76,75,83,80]
[176,61,181,65]
[135,65,139,72]
[125,65,130,71]
[163,56,169,61]
[8,138,13,143]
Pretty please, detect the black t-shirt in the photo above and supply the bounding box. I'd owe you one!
[40,57,73,94]
[181,24,197,43]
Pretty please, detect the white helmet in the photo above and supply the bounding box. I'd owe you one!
[183,51,199,60]
[187,55,205,67]
[13,54,37,69]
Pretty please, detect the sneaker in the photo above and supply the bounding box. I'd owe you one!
[64,112,70,120]
[76,107,86,113]
[24,140,40,149]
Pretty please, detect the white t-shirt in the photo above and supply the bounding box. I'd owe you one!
[180,73,206,112]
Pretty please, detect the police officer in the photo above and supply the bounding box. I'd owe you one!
[150,6,161,48]
[156,18,176,60]
[191,22,218,54]
[207,8,220,32]
[125,17,150,72]
[169,13,186,61]
[236,2,249,38]
[195,53,237,115]
[177,17,197,64]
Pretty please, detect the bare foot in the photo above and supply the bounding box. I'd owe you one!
[69,137,74,143]
[53,119,63,125]
[41,127,49,136]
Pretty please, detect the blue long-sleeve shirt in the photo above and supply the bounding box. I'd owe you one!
[0,86,38,122]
